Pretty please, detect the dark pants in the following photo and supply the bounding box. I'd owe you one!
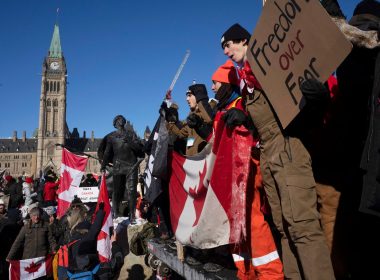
[112,171,137,218]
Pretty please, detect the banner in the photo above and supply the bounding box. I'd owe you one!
[144,116,169,203]
[77,187,99,203]
[94,174,113,262]
[169,119,253,248]
[9,255,52,280]
[57,148,88,218]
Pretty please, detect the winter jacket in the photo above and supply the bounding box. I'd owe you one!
[7,219,56,260]
[4,180,23,209]
[43,180,59,202]
[167,101,214,156]
[68,209,105,273]
[334,14,380,217]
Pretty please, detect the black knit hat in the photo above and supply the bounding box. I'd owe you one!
[353,0,380,18]
[320,0,345,18]
[187,84,209,103]
[221,23,251,48]
[70,195,84,207]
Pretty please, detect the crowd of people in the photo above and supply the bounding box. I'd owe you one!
[1,1,380,279]
[0,171,126,280]
[155,1,380,279]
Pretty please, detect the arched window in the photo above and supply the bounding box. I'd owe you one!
[53,99,58,107]
[47,99,51,106]
[57,82,60,92]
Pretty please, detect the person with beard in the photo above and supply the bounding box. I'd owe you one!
[57,196,89,246]
[101,115,144,220]
[64,203,105,279]
[210,60,283,280]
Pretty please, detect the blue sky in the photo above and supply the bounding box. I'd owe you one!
[0,0,357,139]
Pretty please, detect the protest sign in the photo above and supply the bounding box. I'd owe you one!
[247,0,352,128]
[78,186,99,203]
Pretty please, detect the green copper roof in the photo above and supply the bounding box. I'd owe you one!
[49,24,62,58]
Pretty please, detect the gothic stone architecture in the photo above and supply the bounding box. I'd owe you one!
[0,23,145,178]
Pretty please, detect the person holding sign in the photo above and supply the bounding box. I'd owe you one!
[220,24,335,280]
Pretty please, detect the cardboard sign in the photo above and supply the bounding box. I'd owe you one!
[246,0,352,128]
[78,186,99,203]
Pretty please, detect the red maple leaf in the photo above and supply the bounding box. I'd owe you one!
[189,164,208,227]
[24,261,42,274]
[58,169,73,194]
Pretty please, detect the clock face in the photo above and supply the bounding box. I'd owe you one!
[50,62,60,70]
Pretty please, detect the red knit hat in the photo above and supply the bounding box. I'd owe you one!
[25,177,33,184]
[212,60,239,86]
[5,175,12,182]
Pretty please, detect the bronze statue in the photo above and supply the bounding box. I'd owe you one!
[100,115,144,219]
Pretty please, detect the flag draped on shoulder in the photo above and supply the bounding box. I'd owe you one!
[57,148,88,218]
[144,116,169,203]
[9,255,53,280]
[169,119,253,249]
[94,174,113,262]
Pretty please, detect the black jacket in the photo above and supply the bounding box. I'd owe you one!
[101,129,144,175]
[68,209,105,272]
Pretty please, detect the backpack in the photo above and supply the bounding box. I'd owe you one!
[66,264,100,280]
[130,222,158,255]
[58,240,79,267]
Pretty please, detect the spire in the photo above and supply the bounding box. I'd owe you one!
[49,24,62,58]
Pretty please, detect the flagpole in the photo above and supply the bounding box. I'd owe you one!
[56,8,59,24]
[165,50,191,100]
[55,143,101,162]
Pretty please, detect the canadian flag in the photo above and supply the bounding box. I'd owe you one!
[9,255,53,280]
[94,174,113,262]
[57,148,88,218]
[169,119,253,249]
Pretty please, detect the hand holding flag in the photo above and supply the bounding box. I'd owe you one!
[94,173,113,262]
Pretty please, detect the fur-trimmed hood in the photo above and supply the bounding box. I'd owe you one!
[333,17,380,49]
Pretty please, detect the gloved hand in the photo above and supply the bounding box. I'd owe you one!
[222,108,247,129]
[187,113,203,128]
[100,165,107,173]
[159,101,167,117]
[166,107,179,123]
[300,79,330,104]
[194,123,213,140]
[99,202,105,210]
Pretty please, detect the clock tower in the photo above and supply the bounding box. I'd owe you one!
[36,23,67,175]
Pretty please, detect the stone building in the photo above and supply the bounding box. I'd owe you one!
[0,23,146,178]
